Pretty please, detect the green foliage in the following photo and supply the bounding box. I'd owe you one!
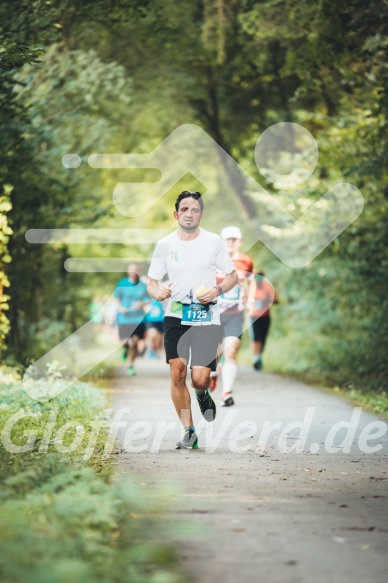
[257,104,388,392]
[0,44,45,71]
[0,0,59,72]
[345,389,388,415]
[2,0,387,396]
[0,366,109,469]
[3,42,133,360]
[0,464,185,583]
[0,367,187,583]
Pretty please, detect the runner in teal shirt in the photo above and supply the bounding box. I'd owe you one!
[145,299,165,359]
[114,263,149,375]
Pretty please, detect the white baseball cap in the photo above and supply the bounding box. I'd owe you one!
[221,226,242,240]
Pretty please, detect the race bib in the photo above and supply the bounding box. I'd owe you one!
[181,303,211,325]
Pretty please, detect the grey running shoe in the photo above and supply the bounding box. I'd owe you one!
[196,390,217,421]
[175,430,198,450]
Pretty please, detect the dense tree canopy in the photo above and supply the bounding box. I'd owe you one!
[1,0,387,390]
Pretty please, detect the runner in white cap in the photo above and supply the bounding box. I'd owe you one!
[212,226,256,406]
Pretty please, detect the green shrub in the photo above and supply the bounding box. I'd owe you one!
[0,367,188,583]
[0,460,185,583]
[0,366,110,473]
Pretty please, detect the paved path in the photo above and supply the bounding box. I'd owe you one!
[106,359,388,583]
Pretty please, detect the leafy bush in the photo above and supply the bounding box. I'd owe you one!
[0,461,185,583]
[0,366,109,469]
[0,367,187,583]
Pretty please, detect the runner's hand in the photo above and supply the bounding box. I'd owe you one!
[157,282,172,301]
[197,287,218,304]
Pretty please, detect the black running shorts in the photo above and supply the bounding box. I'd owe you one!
[118,323,146,341]
[164,316,221,370]
[145,321,165,334]
[249,315,271,345]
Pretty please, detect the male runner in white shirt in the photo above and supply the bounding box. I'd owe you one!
[147,191,238,449]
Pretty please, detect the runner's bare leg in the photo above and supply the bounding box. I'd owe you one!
[128,336,139,366]
[191,366,211,393]
[169,358,193,427]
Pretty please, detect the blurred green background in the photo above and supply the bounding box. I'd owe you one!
[0,0,387,396]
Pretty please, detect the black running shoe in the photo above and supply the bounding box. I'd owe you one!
[175,430,198,449]
[253,359,262,371]
[196,390,217,422]
[221,393,235,407]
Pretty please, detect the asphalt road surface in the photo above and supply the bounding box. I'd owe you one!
[107,358,388,583]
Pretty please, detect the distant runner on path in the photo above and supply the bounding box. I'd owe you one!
[144,299,165,359]
[248,271,278,371]
[147,190,238,450]
[114,263,148,376]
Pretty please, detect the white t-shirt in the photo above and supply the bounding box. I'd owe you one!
[148,228,234,325]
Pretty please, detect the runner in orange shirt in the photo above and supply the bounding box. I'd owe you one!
[247,271,278,370]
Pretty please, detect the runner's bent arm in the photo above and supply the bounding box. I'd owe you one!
[198,269,238,304]
[115,298,127,313]
[113,288,127,314]
[147,278,172,302]
[193,269,239,304]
